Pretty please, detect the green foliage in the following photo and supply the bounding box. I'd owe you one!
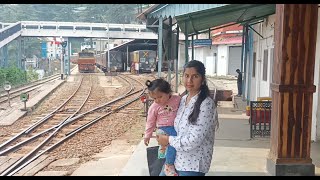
[0,66,27,87]
[26,67,39,82]
[0,4,149,24]
[0,66,43,88]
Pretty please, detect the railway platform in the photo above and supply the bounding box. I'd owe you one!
[70,98,320,176]
[1,71,319,176]
[117,101,320,176]
[0,78,65,126]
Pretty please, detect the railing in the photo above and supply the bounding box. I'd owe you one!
[0,22,21,42]
[249,101,272,138]
[20,21,150,33]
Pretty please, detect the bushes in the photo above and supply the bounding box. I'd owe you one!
[0,66,38,88]
[26,68,39,82]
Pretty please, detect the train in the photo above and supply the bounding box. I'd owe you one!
[96,50,124,72]
[77,50,96,73]
[129,50,157,73]
[95,49,171,73]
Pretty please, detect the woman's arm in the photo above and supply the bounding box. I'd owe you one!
[169,98,217,152]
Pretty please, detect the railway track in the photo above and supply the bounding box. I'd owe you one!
[0,74,146,176]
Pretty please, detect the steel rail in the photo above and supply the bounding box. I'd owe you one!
[0,75,92,156]
[0,76,84,151]
[0,76,93,176]
[2,74,146,176]
[0,74,60,98]
[0,75,132,155]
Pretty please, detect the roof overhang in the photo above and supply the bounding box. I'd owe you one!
[137,4,161,21]
[109,39,158,52]
[175,4,276,35]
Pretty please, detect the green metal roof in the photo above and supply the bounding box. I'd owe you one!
[175,4,276,35]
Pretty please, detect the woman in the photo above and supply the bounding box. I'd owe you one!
[157,60,218,176]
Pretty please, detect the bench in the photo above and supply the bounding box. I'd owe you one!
[249,101,272,138]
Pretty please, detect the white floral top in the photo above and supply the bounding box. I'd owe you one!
[168,92,218,173]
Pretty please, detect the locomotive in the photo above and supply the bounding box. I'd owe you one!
[77,49,96,73]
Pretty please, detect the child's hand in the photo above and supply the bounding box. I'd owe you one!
[144,138,150,146]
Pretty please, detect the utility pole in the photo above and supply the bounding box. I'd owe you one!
[107,24,110,71]
[61,40,68,79]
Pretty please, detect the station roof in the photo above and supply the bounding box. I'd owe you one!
[138,4,275,36]
[109,39,158,52]
[176,4,275,35]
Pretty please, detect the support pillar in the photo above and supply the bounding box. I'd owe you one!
[127,45,129,71]
[242,24,248,101]
[185,20,188,64]
[267,4,318,176]
[21,37,25,71]
[158,16,163,78]
[168,16,172,85]
[17,37,22,69]
[3,45,8,67]
[67,38,71,75]
[175,25,180,93]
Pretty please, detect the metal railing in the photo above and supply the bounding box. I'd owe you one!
[249,101,272,138]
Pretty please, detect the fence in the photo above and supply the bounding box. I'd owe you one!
[249,101,272,138]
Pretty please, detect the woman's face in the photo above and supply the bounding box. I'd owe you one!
[183,67,203,94]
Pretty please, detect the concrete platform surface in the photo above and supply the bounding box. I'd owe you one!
[0,79,64,126]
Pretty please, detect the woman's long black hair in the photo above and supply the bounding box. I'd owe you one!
[184,60,210,125]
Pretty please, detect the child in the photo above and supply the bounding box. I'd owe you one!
[144,78,181,176]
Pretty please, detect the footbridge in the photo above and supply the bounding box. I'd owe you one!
[0,21,159,49]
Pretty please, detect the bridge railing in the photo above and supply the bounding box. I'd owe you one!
[0,22,21,42]
[0,22,15,29]
[20,21,151,33]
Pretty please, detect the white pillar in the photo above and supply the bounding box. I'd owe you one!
[312,10,320,142]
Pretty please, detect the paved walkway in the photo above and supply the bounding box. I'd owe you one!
[118,103,320,176]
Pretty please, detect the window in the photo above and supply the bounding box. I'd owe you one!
[262,49,268,81]
[79,52,94,58]
[140,58,146,63]
[253,52,256,77]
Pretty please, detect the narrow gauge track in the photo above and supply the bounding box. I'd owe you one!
[0,74,146,176]
[0,74,61,106]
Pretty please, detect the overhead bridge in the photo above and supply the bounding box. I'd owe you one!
[0,21,160,49]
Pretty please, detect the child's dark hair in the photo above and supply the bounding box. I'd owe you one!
[184,60,210,125]
[145,78,172,94]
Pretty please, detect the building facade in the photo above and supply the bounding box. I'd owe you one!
[249,14,320,142]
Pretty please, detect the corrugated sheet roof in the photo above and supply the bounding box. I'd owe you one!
[176,4,275,35]
[148,4,228,19]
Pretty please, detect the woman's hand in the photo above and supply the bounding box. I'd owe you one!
[157,134,169,146]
